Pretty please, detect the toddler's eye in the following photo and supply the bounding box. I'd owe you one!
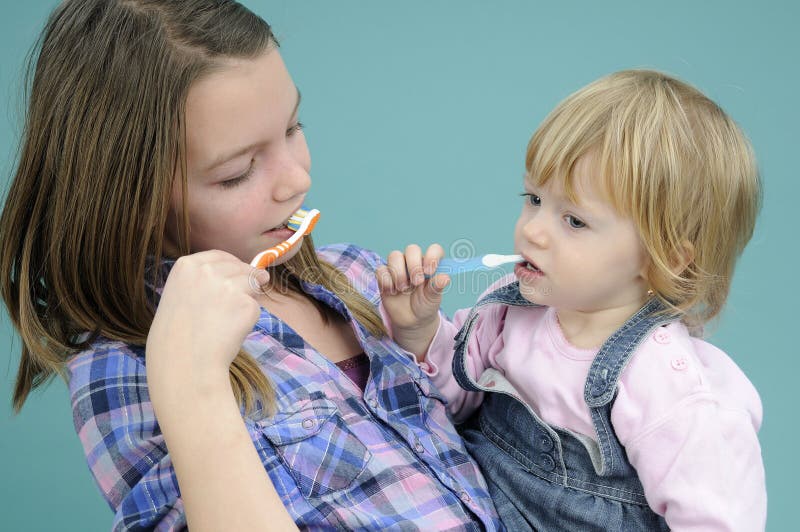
[520,193,541,206]
[566,215,585,229]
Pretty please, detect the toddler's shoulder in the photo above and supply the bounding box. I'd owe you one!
[620,322,761,426]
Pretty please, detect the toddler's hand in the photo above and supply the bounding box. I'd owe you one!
[376,244,450,358]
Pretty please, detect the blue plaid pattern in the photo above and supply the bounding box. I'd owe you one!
[67,244,501,531]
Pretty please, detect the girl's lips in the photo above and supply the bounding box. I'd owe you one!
[262,226,294,239]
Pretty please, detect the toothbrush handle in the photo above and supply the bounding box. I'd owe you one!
[435,257,486,275]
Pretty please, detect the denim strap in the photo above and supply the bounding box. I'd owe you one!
[452,281,540,392]
[582,297,680,476]
[584,298,678,408]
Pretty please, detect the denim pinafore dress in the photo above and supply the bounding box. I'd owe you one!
[452,281,675,531]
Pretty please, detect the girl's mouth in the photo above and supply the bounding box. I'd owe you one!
[263,224,294,238]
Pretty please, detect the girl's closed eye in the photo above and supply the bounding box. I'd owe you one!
[220,122,304,189]
[221,159,255,189]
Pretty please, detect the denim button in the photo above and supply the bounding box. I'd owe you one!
[539,453,555,471]
[539,434,553,452]
[590,383,605,397]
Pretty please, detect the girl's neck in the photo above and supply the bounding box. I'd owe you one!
[554,299,648,350]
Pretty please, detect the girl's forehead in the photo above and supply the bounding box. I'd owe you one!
[183,50,296,173]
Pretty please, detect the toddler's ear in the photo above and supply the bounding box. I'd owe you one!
[670,240,695,276]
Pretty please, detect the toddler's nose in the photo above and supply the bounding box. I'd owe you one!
[522,217,549,247]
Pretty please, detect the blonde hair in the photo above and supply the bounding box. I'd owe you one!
[526,69,761,328]
[1,0,385,414]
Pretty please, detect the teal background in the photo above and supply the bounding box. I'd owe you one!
[1,1,796,529]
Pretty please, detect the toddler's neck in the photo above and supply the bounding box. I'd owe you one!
[554,301,647,350]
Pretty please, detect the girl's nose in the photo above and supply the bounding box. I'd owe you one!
[272,152,311,203]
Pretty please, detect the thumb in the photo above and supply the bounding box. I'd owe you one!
[249,267,271,295]
[418,274,449,309]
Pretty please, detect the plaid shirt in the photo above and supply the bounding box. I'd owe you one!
[67,244,501,531]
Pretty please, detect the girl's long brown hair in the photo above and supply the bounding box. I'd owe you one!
[1,0,385,414]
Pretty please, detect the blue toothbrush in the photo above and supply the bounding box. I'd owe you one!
[435,254,522,275]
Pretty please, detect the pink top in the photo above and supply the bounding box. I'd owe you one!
[415,278,767,531]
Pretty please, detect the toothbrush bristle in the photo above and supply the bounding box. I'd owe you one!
[286,207,309,231]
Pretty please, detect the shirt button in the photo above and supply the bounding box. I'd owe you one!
[414,441,425,454]
[368,398,378,408]
[539,453,555,472]
[459,490,472,503]
[301,418,316,430]
[671,358,688,371]
[653,330,671,344]
[419,362,431,372]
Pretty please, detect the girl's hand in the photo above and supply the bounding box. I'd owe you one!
[146,250,270,394]
[376,244,450,358]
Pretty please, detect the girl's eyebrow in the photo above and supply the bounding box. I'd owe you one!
[203,87,302,173]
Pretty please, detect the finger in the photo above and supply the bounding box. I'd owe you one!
[404,244,424,286]
[387,250,410,292]
[425,274,450,300]
[246,267,271,296]
[412,274,450,316]
[423,243,445,276]
[430,273,450,294]
[375,265,396,295]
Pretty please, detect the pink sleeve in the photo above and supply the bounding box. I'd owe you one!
[421,305,505,423]
[623,396,766,531]
[613,335,766,531]
[378,274,514,423]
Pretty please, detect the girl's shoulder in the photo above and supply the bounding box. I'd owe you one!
[66,336,145,393]
[317,243,383,271]
[317,243,384,300]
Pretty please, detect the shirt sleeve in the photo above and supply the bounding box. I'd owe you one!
[415,298,510,423]
[68,343,187,531]
[613,337,767,531]
[417,309,484,422]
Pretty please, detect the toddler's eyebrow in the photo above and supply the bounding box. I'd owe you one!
[204,87,301,173]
